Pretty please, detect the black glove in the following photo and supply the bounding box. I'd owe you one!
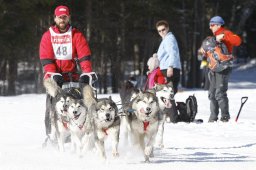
[52,74,64,87]
[79,72,98,88]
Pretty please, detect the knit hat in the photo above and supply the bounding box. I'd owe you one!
[209,16,225,26]
[147,53,160,72]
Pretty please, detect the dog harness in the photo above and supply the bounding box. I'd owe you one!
[70,118,86,130]
[100,116,120,136]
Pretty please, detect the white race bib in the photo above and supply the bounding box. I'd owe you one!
[49,27,72,60]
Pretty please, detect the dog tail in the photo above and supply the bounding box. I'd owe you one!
[82,85,97,108]
[43,78,61,97]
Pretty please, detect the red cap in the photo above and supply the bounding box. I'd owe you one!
[54,5,70,17]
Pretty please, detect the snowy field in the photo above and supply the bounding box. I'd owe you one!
[0,60,255,170]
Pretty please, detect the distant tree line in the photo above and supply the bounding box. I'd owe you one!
[0,0,255,95]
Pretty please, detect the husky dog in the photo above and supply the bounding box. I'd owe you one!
[127,91,160,162]
[153,84,174,148]
[119,78,138,108]
[66,97,94,156]
[83,86,120,160]
[119,79,139,143]
[43,79,72,152]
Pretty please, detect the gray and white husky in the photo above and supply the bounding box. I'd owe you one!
[66,97,94,156]
[153,84,174,148]
[83,85,120,160]
[126,91,160,162]
[43,79,72,152]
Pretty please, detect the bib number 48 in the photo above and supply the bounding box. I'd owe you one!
[56,46,67,56]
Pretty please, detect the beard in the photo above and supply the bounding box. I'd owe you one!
[56,22,69,32]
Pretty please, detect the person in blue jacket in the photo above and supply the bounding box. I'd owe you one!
[155,20,182,123]
[156,20,181,94]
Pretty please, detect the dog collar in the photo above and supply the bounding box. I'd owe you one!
[102,128,108,135]
[143,121,149,131]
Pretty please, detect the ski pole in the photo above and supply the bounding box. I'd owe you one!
[235,96,248,122]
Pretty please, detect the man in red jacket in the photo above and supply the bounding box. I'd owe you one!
[40,5,96,137]
[199,16,241,122]
[40,5,95,86]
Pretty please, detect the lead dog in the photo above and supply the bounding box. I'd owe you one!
[66,97,94,156]
[126,90,160,162]
[43,79,72,152]
[83,85,120,160]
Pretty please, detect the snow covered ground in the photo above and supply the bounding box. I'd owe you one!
[0,60,255,170]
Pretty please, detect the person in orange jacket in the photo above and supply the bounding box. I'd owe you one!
[199,16,241,122]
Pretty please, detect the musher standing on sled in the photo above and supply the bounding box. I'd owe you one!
[199,16,241,122]
[39,5,95,137]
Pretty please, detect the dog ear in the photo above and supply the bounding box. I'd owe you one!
[108,96,112,100]
[138,90,144,97]
[79,99,86,108]
[110,101,118,115]
[134,90,144,103]
[43,78,62,97]
[154,83,159,89]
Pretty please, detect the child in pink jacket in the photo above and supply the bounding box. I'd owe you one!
[147,53,167,89]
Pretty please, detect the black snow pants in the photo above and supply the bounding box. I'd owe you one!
[208,68,232,122]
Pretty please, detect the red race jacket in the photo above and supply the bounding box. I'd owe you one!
[39,25,92,81]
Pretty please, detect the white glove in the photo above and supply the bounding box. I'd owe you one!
[216,34,225,42]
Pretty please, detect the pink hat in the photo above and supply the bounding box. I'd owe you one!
[54,5,70,17]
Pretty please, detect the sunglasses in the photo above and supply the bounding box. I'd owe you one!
[209,24,217,27]
[158,28,166,33]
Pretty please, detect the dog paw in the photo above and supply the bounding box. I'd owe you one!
[166,117,171,123]
[112,152,119,157]
[144,147,152,157]
[100,155,107,162]
[149,150,154,158]
[144,156,150,163]
[156,143,164,148]
[59,147,65,153]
